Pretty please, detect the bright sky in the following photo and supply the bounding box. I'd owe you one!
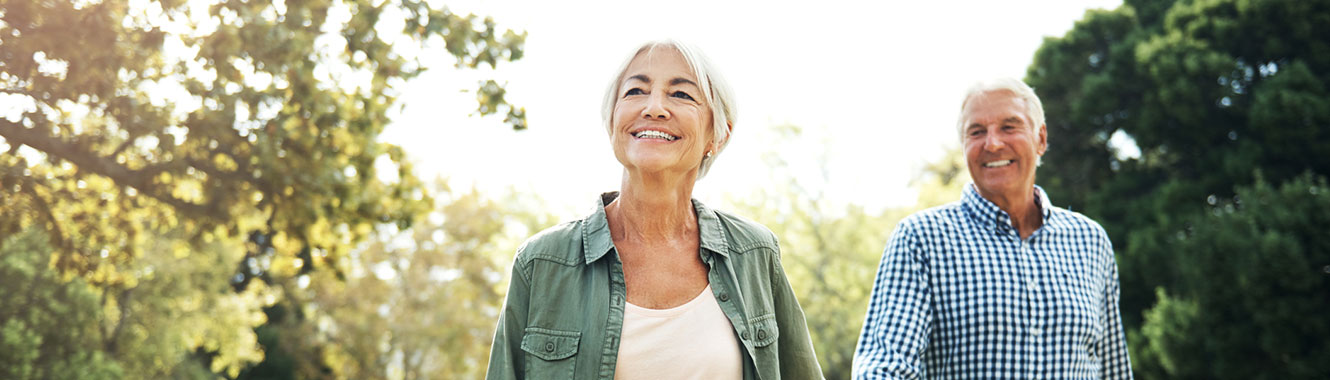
[381,0,1123,217]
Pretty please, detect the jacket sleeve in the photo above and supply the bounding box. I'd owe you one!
[852,220,931,380]
[771,242,826,379]
[485,256,531,380]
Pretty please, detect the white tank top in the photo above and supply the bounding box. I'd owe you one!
[614,284,743,380]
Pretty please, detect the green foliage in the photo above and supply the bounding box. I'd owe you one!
[0,0,526,277]
[0,224,274,378]
[1029,0,1330,377]
[1,0,529,377]
[1139,174,1330,379]
[0,231,123,379]
[241,181,554,379]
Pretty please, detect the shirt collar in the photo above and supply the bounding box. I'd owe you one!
[961,184,1054,233]
[582,191,729,264]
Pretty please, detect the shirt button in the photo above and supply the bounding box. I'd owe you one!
[1030,327,1043,336]
[545,342,555,352]
[718,292,729,302]
[757,329,768,340]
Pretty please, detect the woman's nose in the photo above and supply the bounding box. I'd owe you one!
[641,93,670,120]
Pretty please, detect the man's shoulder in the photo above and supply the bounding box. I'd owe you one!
[897,200,967,232]
[1048,206,1110,239]
[514,219,586,267]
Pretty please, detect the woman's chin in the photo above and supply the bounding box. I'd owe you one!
[623,160,694,178]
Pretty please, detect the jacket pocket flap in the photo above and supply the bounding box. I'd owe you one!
[746,314,780,347]
[520,328,580,361]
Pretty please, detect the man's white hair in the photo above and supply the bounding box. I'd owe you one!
[957,77,1047,166]
[601,40,736,179]
[956,77,1046,142]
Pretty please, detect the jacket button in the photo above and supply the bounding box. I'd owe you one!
[741,331,749,340]
[545,342,555,352]
[718,292,729,302]
[757,329,768,340]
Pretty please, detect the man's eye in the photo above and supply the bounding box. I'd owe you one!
[671,91,695,101]
[624,88,644,97]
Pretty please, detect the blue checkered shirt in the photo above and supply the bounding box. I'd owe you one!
[852,185,1132,380]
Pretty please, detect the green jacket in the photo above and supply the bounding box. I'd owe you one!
[485,192,823,380]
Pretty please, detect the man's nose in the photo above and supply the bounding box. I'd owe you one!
[984,130,1005,151]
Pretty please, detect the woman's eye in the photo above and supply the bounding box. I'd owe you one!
[624,88,644,97]
[671,91,695,101]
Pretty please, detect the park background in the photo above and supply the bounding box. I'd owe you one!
[2,0,1328,378]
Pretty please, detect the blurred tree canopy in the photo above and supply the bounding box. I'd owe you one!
[0,0,529,377]
[239,183,554,379]
[0,0,526,278]
[1028,0,1330,377]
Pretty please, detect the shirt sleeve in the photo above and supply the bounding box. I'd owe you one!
[1095,237,1134,379]
[853,220,931,380]
[769,242,827,379]
[485,257,531,380]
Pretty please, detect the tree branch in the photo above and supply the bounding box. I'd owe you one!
[0,119,227,220]
[17,177,70,252]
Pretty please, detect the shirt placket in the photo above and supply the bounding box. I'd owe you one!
[1017,232,1046,380]
[706,254,759,380]
[599,251,628,380]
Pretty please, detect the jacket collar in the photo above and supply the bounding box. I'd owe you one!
[582,191,728,264]
[961,184,1054,233]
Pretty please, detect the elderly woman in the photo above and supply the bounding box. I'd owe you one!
[484,41,823,380]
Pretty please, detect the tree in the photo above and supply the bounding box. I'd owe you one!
[0,222,274,378]
[0,230,122,379]
[241,181,554,379]
[1,0,528,377]
[1027,0,1330,377]
[0,0,526,278]
[1138,174,1330,379]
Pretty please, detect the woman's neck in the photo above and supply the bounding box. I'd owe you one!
[606,169,698,242]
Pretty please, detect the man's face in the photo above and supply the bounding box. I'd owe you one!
[961,90,1047,202]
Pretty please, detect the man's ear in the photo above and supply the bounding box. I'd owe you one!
[1037,123,1048,155]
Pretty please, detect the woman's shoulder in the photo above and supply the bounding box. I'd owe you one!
[709,208,780,255]
[514,219,587,267]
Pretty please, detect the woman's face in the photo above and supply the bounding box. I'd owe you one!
[610,47,714,179]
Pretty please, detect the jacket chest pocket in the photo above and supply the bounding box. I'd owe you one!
[520,328,580,379]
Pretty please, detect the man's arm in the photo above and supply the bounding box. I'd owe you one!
[852,220,931,380]
[1095,238,1133,379]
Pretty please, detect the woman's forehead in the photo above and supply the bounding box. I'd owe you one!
[624,47,697,82]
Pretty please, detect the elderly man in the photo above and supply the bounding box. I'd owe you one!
[852,78,1132,379]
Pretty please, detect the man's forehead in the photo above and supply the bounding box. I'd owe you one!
[963,91,1029,123]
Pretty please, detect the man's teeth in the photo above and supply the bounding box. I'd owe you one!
[634,130,677,141]
[984,160,1013,168]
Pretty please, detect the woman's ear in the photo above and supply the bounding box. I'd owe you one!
[713,121,733,152]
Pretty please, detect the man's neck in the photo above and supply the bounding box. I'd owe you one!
[980,186,1043,239]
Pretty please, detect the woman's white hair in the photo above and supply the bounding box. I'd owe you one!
[601,40,736,179]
